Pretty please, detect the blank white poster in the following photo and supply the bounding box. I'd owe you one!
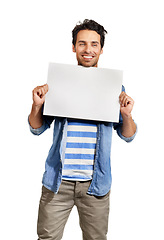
[44,63,123,122]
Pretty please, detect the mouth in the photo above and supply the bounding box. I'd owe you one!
[82,55,94,61]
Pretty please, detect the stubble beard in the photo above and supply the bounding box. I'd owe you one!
[77,57,98,68]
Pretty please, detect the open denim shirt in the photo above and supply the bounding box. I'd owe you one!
[29,86,137,196]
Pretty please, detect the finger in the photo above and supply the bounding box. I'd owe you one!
[121,94,132,107]
[123,96,129,107]
[124,96,134,107]
[33,85,48,98]
[37,88,44,97]
[41,85,49,98]
[119,91,125,100]
[33,87,42,97]
[119,92,126,104]
[40,88,45,98]
[119,92,126,107]
[43,84,49,94]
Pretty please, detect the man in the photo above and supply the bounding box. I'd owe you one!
[29,19,137,240]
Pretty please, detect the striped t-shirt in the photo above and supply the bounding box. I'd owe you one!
[62,120,97,181]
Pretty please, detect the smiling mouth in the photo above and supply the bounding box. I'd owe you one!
[82,55,94,60]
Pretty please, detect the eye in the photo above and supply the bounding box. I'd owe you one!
[92,43,98,47]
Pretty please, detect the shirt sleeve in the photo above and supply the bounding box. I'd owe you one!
[113,85,137,143]
[28,105,55,135]
[114,121,137,143]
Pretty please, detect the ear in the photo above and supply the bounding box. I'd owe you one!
[100,48,103,55]
[72,44,76,53]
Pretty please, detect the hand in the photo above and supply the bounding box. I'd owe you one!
[119,92,134,118]
[32,84,49,107]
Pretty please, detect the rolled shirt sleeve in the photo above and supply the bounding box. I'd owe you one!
[28,113,55,136]
[28,117,49,135]
[115,122,137,143]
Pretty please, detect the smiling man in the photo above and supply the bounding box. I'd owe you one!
[29,19,137,240]
[72,29,103,67]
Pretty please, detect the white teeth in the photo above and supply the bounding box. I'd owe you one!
[83,56,93,59]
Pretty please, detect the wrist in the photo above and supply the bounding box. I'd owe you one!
[29,103,43,129]
[121,112,132,120]
[32,102,43,112]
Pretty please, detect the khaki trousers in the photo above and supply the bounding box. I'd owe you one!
[37,180,110,240]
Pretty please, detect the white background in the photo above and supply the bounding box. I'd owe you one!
[0,0,164,239]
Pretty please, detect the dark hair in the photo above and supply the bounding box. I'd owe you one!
[72,19,108,49]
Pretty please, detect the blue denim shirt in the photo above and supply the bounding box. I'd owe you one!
[29,87,137,196]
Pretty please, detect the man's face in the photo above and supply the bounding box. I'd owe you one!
[72,30,103,68]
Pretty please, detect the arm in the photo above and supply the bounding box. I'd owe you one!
[29,84,48,129]
[119,91,136,138]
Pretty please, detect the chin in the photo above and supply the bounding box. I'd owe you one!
[78,61,97,68]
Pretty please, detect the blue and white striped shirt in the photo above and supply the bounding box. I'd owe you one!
[62,120,97,181]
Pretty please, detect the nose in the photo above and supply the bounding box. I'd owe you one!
[85,43,92,53]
